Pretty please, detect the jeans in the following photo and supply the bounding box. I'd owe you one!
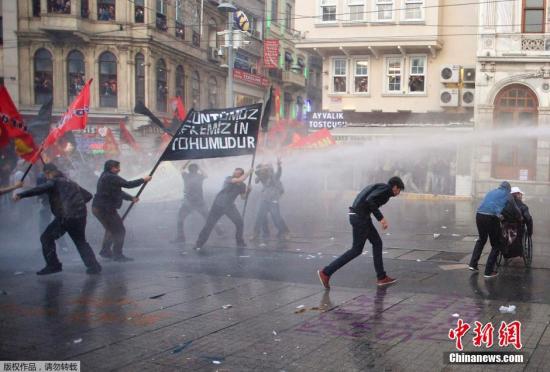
[176,201,223,240]
[40,216,99,268]
[92,207,126,256]
[324,214,386,280]
[196,203,244,247]
[469,213,502,275]
[253,200,289,237]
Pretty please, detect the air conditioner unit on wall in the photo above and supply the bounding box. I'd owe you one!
[208,47,219,62]
[440,65,460,83]
[461,89,475,107]
[462,68,476,83]
[440,89,459,107]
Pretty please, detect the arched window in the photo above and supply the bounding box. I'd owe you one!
[175,65,185,99]
[156,59,168,112]
[34,49,53,105]
[67,50,85,103]
[99,52,117,107]
[135,53,145,105]
[208,77,218,109]
[191,71,200,109]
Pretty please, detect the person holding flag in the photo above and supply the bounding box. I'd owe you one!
[13,163,101,275]
[92,160,152,261]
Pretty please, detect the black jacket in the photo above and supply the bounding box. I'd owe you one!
[350,183,394,221]
[18,174,92,219]
[516,199,533,236]
[92,171,144,210]
[501,197,522,223]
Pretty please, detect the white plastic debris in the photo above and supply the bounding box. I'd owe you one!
[416,259,422,262]
[13,272,24,276]
[274,338,281,342]
[499,305,516,314]
[212,360,221,365]
[452,313,460,318]
[451,234,460,237]
[73,338,83,344]
[296,305,305,309]
[222,304,233,309]
[239,255,250,258]
[272,330,278,335]
[433,233,441,239]
[330,237,335,241]
[441,226,447,229]
[385,232,392,236]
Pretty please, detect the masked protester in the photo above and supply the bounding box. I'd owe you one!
[194,168,252,250]
[92,160,152,261]
[317,176,405,289]
[13,163,101,275]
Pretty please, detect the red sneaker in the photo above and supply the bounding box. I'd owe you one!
[377,276,397,286]
[317,269,330,289]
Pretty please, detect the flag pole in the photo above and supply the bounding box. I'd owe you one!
[121,156,164,220]
[20,146,44,182]
[241,152,256,220]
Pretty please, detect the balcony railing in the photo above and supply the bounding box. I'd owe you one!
[521,34,550,51]
[282,70,306,88]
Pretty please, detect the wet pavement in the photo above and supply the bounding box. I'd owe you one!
[1,197,550,371]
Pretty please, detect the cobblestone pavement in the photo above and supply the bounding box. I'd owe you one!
[1,198,549,371]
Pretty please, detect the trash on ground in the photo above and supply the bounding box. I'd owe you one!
[272,330,277,335]
[452,313,460,318]
[385,233,392,236]
[433,233,441,239]
[451,234,460,237]
[73,338,82,344]
[441,226,447,229]
[439,264,469,271]
[13,272,24,276]
[149,293,166,299]
[499,305,516,314]
[294,308,306,314]
[330,237,335,241]
[212,360,221,365]
[296,305,305,309]
[274,338,281,342]
[222,304,233,309]
[239,255,250,258]
[416,259,422,262]
[172,340,193,354]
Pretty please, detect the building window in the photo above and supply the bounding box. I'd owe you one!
[353,59,369,93]
[385,56,402,92]
[156,59,168,112]
[81,0,89,18]
[404,0,423,20]
[67,50,85,103]
[408,56,426,93]
[284,51,294,71]
[99,52,117,108]
[135,0,144,23]
[272,0,279,23]
[321,0,337,22]
[156,0,168,32]
[208,77,218,109]
[376,0,393,21]
[285,3,292,31]
[176,65,185,100]
[348,0,365,21]
[192,71,200,109]
[34,49,53,105]
[523,0,545,33]
[175,0,184,38]
[135,53,145,105]
[332,58,347,93]
[208,19,217,48]
[33,0,41,17]
[98,0,115,21]
[47,0,70,14]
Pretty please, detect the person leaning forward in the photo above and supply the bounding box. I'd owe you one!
[92,159,152,262]
[14,163,101,275]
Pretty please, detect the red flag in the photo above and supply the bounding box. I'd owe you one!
[287,128,336,149]
[0,85,39,162]
[119,121,140,151]
[170,97,186,121]
[43,79,92,149]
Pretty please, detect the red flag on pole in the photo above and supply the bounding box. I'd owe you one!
[42,79,92,149]
[0,85,39,162]
[119,120,140,151]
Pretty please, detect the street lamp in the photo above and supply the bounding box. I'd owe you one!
[218,2,237,107]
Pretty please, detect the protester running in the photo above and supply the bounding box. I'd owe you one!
[317,176,405,289]
[92,159,152,261]
[194,168,252,250]
[13,163,101,275]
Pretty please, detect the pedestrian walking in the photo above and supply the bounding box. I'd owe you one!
[317,176,405,289]
[194,168,252,249]
[92,160,152,261]
[13,163,101,275]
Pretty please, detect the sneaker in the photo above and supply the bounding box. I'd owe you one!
[468,265,479,272]
[36,265,62,276]
[377,276,397,286]
[317,269,330,289]
[113,255,134,262]
[86,264,102,275]
[484,271,499,279]
[99,249,113,259]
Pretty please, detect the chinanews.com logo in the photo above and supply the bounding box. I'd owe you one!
[445,319,525,364]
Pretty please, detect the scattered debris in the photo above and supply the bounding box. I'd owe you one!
[439,264,469,271]
[226,274,231,277]
[296,305,305,309]
[239,255,250,258]
[416,259,422,262]
[272,330,278,336]
[212,360,221,365]
[294,308,306,314]
[149,293,166,299]
[441,226,447,229]
[127,317,133,320]
[499,305,516,314]
[274,338,281,342]
[385,232,392,236]
[452,313,460,318]
[330,237,335,241]
[172,340,193,354]
[433,233,441,239]
[222,304,233,310]
[451,234,461,237]
[13,272,24,276]
[73,338,82,344]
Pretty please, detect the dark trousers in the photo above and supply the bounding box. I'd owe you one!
[40,216,99,268]
[254,200,289,237]
[176,201,223,240]
[196,203,244,247]
[324,214,386,280]
[40,206,68,249]
[469,213,502,275]
[92,207,125,256]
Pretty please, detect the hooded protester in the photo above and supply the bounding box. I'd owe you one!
[13,163,101,275]
[468,181,521,278]
[92,160,152,261]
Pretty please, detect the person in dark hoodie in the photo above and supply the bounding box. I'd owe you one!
[317,176,405,289]
[92,160,152,261]
[468,181,521,278]
[510,187,533,237]
[13,163,101,275]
